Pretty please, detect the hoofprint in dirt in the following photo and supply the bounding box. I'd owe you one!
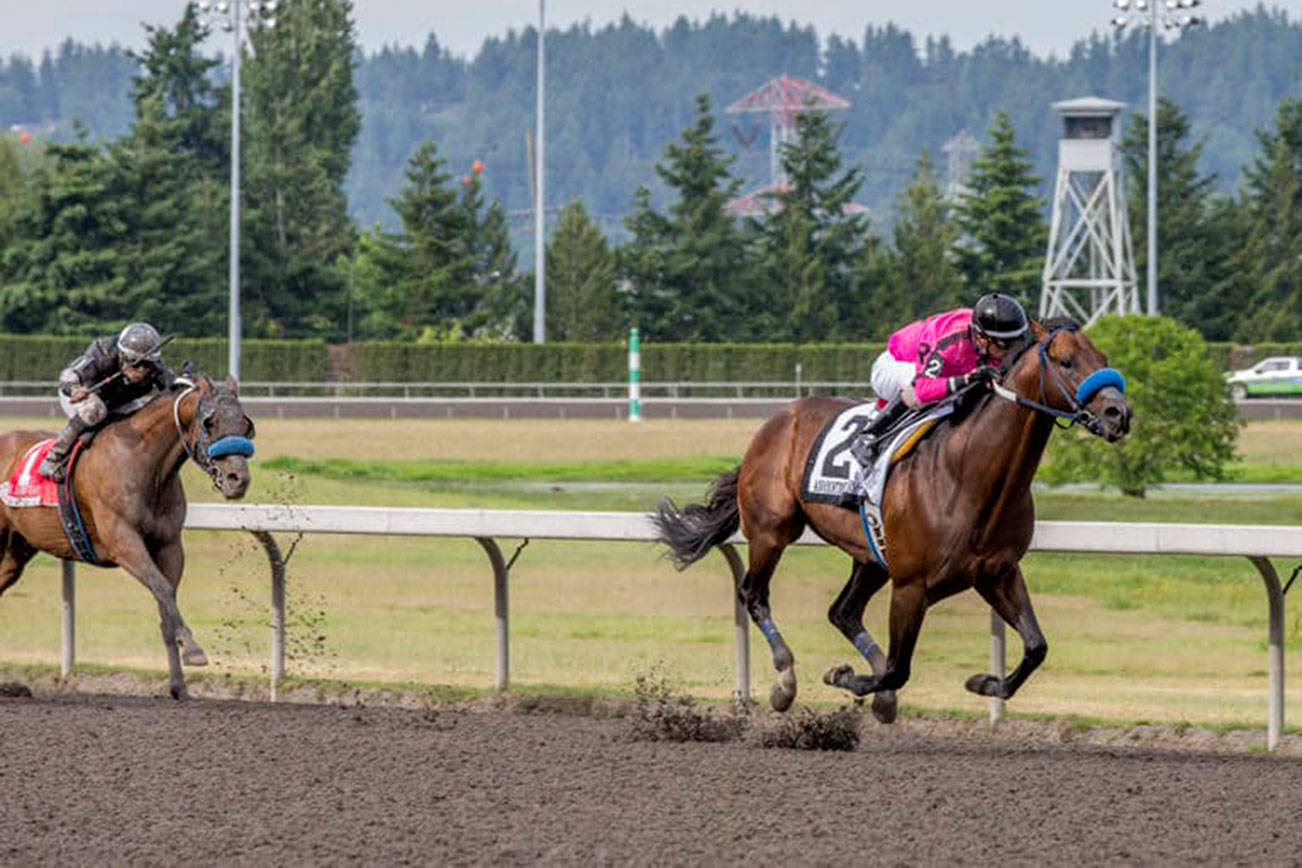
[2,691,1301,865]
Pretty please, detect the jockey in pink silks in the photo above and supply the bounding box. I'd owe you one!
[849,293,1030,466]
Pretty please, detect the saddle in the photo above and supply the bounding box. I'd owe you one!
[1,435,107,565]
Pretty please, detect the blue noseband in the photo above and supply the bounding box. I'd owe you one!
[207,435,256,459]
[1075,368,1126,405]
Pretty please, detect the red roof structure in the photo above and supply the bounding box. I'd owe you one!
[725,74,851,129]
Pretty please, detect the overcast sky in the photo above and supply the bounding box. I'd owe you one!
[2,1,1299,61]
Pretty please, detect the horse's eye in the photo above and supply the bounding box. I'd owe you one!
[1059,356,1074,370]
[203,417,215,431]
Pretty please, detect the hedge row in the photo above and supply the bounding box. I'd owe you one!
[0,336,1296,384]
[347,342,888,384]
[0,337,329,382]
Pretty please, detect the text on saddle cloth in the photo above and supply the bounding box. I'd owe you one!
[801,400,955,508]
[801,400,955,569]
[1,438,59,507]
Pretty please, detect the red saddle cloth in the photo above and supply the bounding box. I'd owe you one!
[1,438,59,507]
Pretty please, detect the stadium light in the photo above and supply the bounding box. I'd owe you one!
[197,1,276,381]
[1106,0,1207,316]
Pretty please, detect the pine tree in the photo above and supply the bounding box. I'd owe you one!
[953,110,1046,308]
[546,200,619,341]
[618,94,747,342]
[242,0,360,336]
[892,148,963,321]
[1122,98,1236,339]
[1231,98,1302,341]
[755,107,874,342]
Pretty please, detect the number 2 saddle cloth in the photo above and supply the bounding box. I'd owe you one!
[800,398,957,569]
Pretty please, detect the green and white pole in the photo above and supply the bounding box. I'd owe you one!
[628,326,642,423]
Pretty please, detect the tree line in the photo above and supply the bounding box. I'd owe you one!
[0,2,1298,343]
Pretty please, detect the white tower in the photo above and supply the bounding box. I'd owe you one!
[1039,97,1140,325]
[941,128,980,201]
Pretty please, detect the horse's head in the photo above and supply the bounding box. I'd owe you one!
[183,375,256,499]
[1001,318,1132,442]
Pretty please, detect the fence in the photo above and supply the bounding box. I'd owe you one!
[48,505,1302,750]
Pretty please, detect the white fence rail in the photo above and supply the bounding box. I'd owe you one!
[50,505,1302,750]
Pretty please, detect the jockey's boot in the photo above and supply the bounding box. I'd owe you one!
[848,397,909,467]
[38,417,92,483]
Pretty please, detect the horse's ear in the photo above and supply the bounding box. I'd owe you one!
[1029,319,1048,341]
[225,374,239,395]
[195,374,215,395]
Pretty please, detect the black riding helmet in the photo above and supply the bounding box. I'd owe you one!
[117,322,164,367]
[971,293,1029,342]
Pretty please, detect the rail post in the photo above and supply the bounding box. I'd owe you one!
[989,610,1006,726]
[61,560,75,677]
[250,531,286,701]
[718,543,750,702]
[476,538,510,691]
[1249,556,1286,751]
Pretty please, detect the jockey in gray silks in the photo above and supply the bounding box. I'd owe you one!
[38,323,177,482]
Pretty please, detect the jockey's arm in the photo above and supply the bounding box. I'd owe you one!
[58,338,120,399]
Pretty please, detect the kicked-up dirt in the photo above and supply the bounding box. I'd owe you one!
[2,689,1301,865]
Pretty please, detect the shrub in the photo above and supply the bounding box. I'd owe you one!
[1040,315,1240,497]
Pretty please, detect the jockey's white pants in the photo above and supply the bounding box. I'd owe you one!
[870,349,917,404]
[59,392,107,425]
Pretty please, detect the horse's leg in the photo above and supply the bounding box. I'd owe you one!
[826,579,928,696]
[824,560,897,722]
[966,565,1047,700]
[741,535,799,712]
[154,539,207,667]
[107,530,192,700]
[0,530,37,597]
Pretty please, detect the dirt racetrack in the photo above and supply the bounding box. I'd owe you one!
[3,691,1302,865]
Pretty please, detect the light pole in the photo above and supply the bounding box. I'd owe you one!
[1110,0,1204,316]
[198,0,277,380]
[533,0,546,344]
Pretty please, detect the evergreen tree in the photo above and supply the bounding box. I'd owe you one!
[242,0,360,336]
[1230,98,1302,341]
[755,107,874,342]
[546,200,619,341]
[356,142,523,339]
[618,94,747,341]
[1122,98,1237,339]
[891,148,963,321]
[953,110,1046,308]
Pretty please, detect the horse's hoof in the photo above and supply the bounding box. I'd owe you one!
[871,690,898,724]
[769,667,797,712]
[170,685,190,701]
[182,647,209,667]
[823,664,853,687]
[964,673,1003,697]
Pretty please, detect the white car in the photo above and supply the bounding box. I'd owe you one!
[1225,356,1302,400]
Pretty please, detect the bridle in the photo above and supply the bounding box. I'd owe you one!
[988,326,1126,437]
[172,379,256,490]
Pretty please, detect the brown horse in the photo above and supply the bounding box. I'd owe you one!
[0,375,255,699]
[654,319,1131,720]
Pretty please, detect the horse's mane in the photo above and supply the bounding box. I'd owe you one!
[997,316,1080,376]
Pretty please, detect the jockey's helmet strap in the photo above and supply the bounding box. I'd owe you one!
[1075,368,1126,405]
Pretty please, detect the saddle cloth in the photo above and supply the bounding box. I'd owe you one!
[1,439,59,507]
[800,400,957,568]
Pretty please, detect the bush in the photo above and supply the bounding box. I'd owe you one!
[1040,315,1240,497]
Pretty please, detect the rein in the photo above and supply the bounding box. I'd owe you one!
[172,379,256,491]
[989,327,1126,436]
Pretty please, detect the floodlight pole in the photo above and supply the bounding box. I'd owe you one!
[1146,0,1158,316]
[229,0,242,379]
[532,0,546,344]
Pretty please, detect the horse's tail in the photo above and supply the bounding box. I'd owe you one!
[651,466,741,570]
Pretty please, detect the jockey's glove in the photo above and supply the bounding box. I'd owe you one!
[950,367,996,393]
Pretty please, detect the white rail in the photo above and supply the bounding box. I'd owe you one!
[51,506,1302,750]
